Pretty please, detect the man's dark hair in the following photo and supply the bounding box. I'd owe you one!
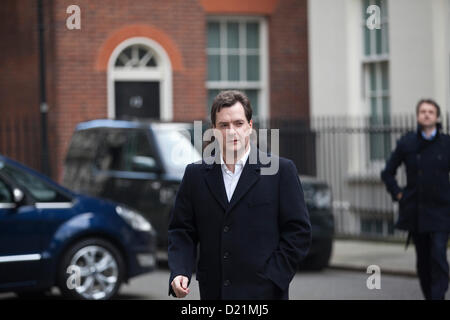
[416,98,441,118]
[210,90,252,126]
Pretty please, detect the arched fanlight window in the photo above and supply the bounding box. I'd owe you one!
[114,44,158,68]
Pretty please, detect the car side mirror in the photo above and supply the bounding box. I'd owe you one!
[13,188,25,206]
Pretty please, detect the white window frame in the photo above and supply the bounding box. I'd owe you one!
[361,61,390,172]
[361,0,389,62]
[347,0,391,179]
[362,0,390,167]
[107,37,173,121]
[205,16,269,121]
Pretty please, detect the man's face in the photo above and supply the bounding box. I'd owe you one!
[214,102,253,159]
[417,103,439,128]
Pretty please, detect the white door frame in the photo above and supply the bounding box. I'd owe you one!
[107,37,173,120]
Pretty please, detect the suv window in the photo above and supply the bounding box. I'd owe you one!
[123,130,159,173]
[153,126,202,175]
[1,165,72,203]
[66,129,102,161]
[0,179,12,203]
[95,129,128,171]
[95,129,159,173]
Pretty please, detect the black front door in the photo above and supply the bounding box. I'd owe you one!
[115,81,160,119]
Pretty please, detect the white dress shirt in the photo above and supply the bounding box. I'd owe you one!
[220,145,251,202]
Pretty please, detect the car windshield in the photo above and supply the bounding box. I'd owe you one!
[0,163,72,202]
[153,125,202,176]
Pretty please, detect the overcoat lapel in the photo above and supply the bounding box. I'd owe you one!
[226,146,262,214]
[204,155,228,211]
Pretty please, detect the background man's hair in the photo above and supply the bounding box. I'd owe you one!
[416,98,441,118]
[210,90,252,126]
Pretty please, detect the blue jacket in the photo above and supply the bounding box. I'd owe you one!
[381,124,450,233]
[168,146,311,300]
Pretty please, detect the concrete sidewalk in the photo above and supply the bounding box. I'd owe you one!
[329,239,441,277]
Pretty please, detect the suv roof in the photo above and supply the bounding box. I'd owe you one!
[75,119,195,131]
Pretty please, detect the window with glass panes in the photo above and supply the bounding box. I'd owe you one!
[206,18,264,120]
[362,0,390,161]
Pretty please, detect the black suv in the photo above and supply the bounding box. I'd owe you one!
[63,119,334,270]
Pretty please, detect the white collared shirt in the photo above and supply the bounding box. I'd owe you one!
[220,145,251,202]
[421,128,437,140]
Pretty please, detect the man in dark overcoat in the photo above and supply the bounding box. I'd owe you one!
[168,90,311,300]
[381,99,450,300]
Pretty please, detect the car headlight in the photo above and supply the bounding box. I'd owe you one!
[116,206,152,232]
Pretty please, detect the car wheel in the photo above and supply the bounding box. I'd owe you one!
[58,238,125,300]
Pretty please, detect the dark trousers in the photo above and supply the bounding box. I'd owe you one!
[412,232,449,300]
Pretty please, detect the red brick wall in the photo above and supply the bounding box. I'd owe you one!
[0,1,39,118]
[0,1,42,170]
[269,0,310,120]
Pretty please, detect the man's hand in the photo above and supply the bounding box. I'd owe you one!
[397,192,403,200]
[171,275,190,298]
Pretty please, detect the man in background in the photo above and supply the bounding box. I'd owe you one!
[381,99,450,300]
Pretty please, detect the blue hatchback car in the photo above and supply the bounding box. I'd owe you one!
[0,155,157,300]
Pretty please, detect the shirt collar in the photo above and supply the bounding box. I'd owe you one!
[220,144,251,169]
[421,128,437,140]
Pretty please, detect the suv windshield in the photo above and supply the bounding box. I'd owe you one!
[152,125,202,176]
